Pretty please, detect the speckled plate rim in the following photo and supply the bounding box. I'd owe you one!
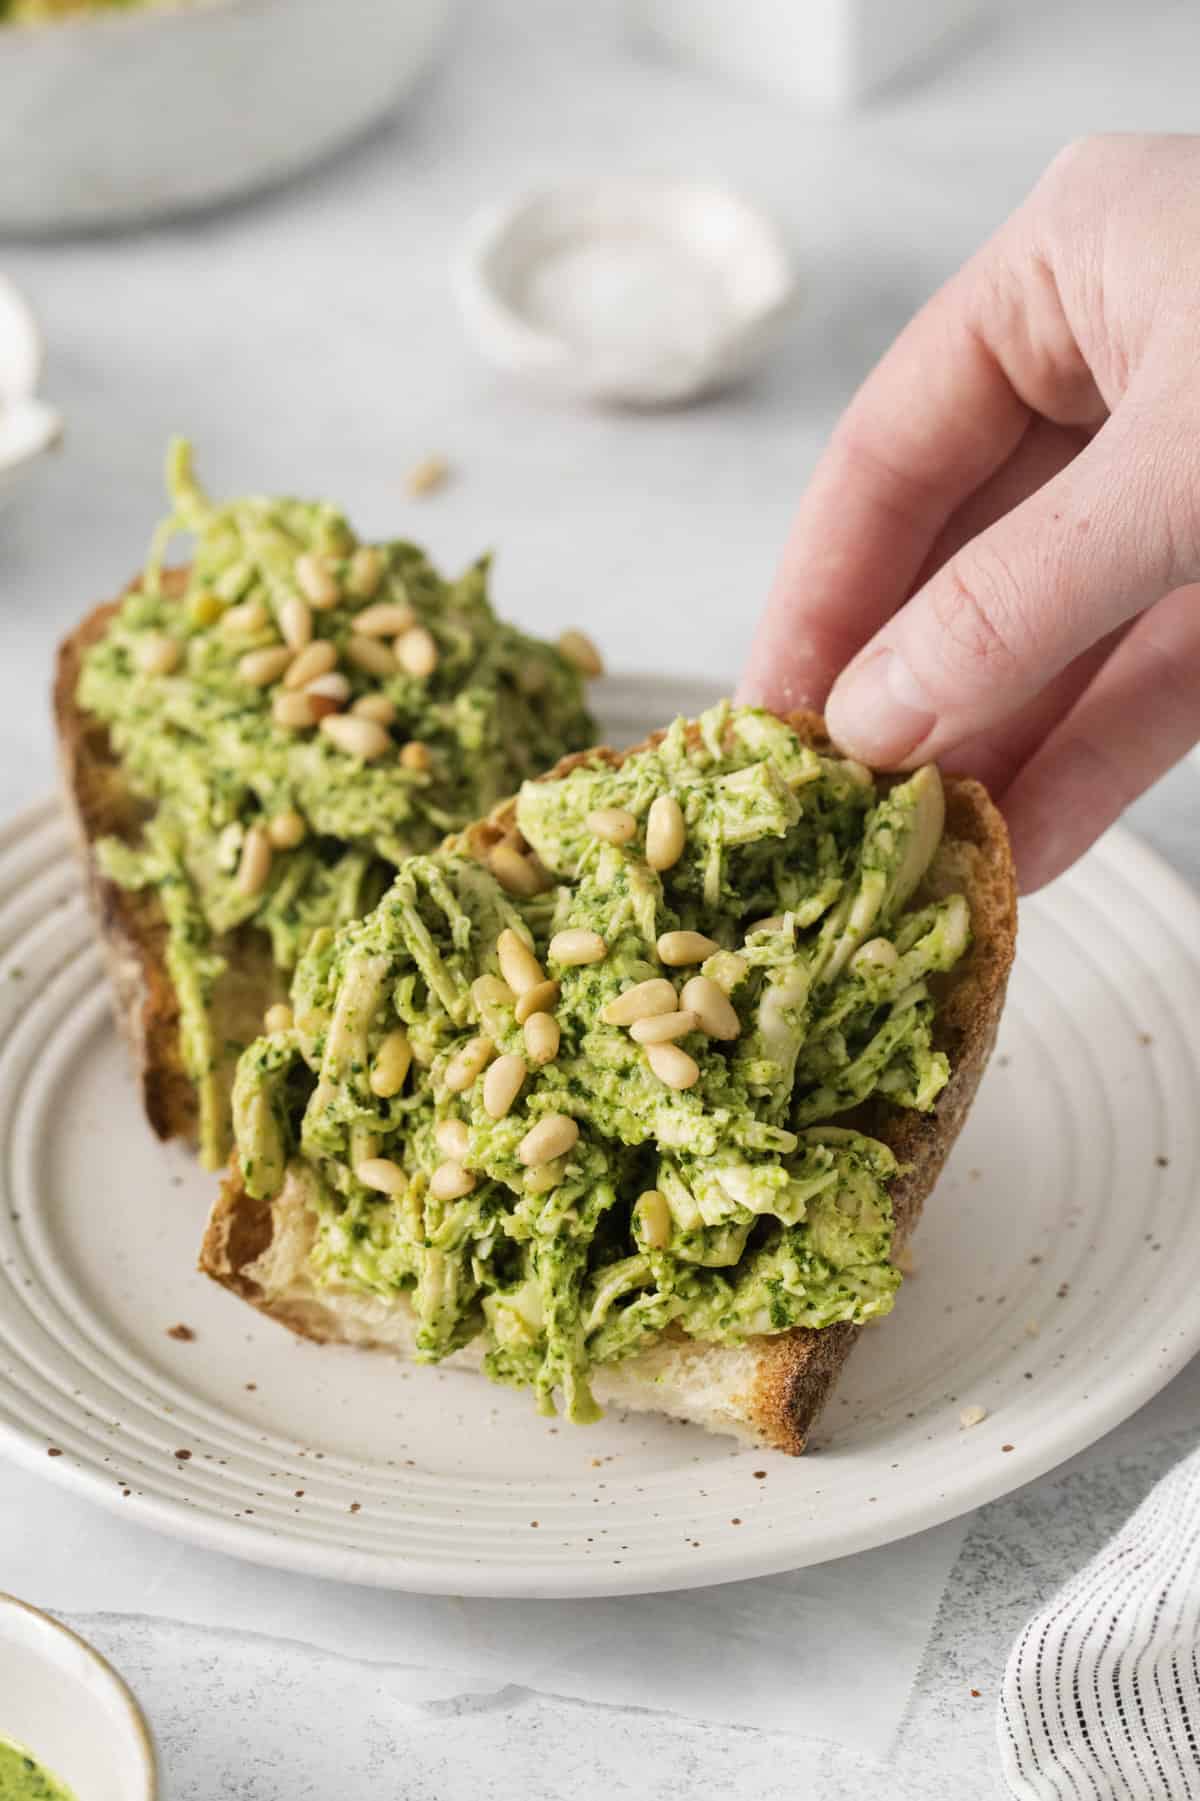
[0,775,1199,1595]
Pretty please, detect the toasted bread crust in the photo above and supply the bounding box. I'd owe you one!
[54,574,285,1157]
[201,711,1015,1453]
[54,574,200,1146]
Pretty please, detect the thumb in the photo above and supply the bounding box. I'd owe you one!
[824,405,1199,767]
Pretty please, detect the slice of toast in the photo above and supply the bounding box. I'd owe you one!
[54,572,286,1154]
[200,711,1016,1455]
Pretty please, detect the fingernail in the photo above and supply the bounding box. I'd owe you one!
[825,649,936,765]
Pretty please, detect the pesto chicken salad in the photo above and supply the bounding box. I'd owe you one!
[76,442,597,1165]
[233,705,971,1424]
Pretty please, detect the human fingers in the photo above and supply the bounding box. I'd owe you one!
[944,634,1121,794]
[823,393,1200,768]
[1000,583,1200,891]
[739,198,1106,713]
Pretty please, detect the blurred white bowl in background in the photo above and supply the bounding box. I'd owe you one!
[0,1592,157,1800]
[0,274,61,511]
[455,179,797,408]
[0,0,456,233]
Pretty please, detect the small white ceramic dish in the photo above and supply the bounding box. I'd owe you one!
[456,180,797,406]
[0,276,61,510]
[0,1592,156,1799]
[0,0,455,233]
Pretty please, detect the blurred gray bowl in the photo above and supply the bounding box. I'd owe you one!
[0,0,455,233]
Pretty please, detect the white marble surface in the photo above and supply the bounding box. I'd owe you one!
[3,0,1200,1793]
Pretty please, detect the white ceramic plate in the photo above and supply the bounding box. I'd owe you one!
[0,1593,156,1800]
[1,679,1199,1597]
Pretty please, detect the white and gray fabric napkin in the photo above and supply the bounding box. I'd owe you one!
[1001,1445,1200,1799]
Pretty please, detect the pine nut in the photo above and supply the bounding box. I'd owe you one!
[629,1009,698,1044]
[523,1011,560,1065]
[346,546,385,599]
[215,559,253,602]
[444,1035,495,1093]
[305,671,351,705]
[273,690,321,730]
[220,599,270,637]
[320,714,392,760]
[238,645,294,687]
[746,915,785,937]
[517,661,547,697]
[548,929,607,966]
[657,930,719,967]
[267,809,307,850]
[680,975,741,1040]
[497,928,544,996]
[490,844,543,897]
[354,601,415,637]
[352,694,396,726]
[514,979,560,1025]
[635,1189,672,1250]
[189,590,224,627]
[646,795,685,871]
[471,974,515,1013]
[518,1113,579,1167]
[397,624,438,678]
[430,1160,476,1202]
[600,978,677,1027]
[557,629,604,678]
[347,635,397,678]
[644,1041,700,1090]
[236,826,272,897]
[284,640,338,690]
[135,634,181,676]
[356,1157,406,1196]
[435,1118,470,1160]
[264,1002,294,1034]
[523,1158,564,1194]
[400,740,431,773]
[279,594,313,651]
[483,1052,527,1119]
[852,937,899,972]
[370,1030,413,1097]
[406,453,450,497]
[587,807,637,846]
[295,553,339,609]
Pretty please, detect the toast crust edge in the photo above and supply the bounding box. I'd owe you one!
[54,574,199,1147]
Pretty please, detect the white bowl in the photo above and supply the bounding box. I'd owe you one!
[0,0,456,232]
[455,179,797,407]
[0,275,62,509]
[0,1593,156,1800]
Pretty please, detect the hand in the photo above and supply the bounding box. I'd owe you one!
[740,134,1200,892]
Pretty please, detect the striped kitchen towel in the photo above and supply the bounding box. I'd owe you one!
[1000,1446,1200,1798]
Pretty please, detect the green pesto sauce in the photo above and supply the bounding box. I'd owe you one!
[78,440,595,1167]
[234,703,970,1425]
[0,1739,75,1801]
